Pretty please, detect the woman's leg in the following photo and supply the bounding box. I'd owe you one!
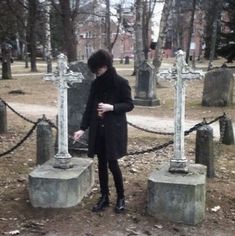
[92,136,109,212]
[97,153,109,196]
[108,159,125,213]
[108,160,124,199]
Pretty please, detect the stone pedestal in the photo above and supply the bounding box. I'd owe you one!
[134,98,160,106]
[147,163,207,225]
[28,157,94,208]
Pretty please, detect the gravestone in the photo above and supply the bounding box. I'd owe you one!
[147,50,207,225]
[134,61,160,106]
[202,68,234,106]
[68,62,95,152]
[28,54,94,208]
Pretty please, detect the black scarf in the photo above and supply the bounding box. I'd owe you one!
[95,67,117,102]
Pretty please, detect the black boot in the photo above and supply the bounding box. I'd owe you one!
[92,195,109,212]
[114,198,125,213]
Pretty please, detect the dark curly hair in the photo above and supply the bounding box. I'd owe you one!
[87,49,113,73]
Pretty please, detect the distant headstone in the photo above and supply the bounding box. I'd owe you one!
[124,56,130,64]
[68,62,95,152]
[202,68,234,106]
[134,61,160,106]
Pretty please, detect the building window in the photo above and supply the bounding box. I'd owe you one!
[85,44,93,58]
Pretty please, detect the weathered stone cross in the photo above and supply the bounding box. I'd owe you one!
[158,50,204,173]
[44,53,84,169]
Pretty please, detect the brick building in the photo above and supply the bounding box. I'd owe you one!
[77,1,134,60]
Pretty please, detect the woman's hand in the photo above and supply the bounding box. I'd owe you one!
[97,103,114,117]
[73,130,85,142]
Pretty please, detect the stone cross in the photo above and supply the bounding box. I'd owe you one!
[158,50,204,173]
[44,53,84,169]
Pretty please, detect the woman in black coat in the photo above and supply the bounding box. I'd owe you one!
[74,49,134,213]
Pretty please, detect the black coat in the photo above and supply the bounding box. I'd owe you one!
[80,67,134,160]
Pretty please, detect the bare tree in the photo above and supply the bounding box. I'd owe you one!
[135,0,145,70]
[207,0,223,70]
[43,0,52,72]
[27,0,38,72]
[51,0,80,62]
[105,0,111,52]
[142,0,158,60]
[153,0,173,73]
[185,0,196,63]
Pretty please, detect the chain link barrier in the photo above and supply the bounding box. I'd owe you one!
[127,121,174,135]
[0,120,39,157]
[0,98,36,124]
[0,98,227,158]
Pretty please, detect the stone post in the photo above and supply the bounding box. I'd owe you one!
[195,125,215,178]
[36,115,54,165]
[0,100,7,134]
[219,117,235,145]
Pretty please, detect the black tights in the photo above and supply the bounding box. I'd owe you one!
[97,153,124,199]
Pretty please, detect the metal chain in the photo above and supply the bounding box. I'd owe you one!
[0,120,39,157]
[0,97,227,158]
[127,121,174,135]
[0,98,36,124]
[126,140,174,156]
[126,115,225,156]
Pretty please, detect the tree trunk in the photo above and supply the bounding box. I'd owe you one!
[28,0,38,72]
[135,0,145,70]
[208,0,223,70]
[45,0,52,73]
[1,43,12,80]
[142,0,157,60]
[59,0,78,62]
[153,0,173,74]
[185,0,196,63]
[105,0,111,52]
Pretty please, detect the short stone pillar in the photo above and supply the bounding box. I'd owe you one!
[219,117,235,145]
[195,125,215,178]
[0,100,7,134]
[36,115,54,165]
[202,68,234,106]
[147,164,207,225]
[134,61,160,106]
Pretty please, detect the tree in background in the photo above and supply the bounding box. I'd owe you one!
[134,0,145,72]
[217,0,235,63]
[28,0,38,71]
[153,0,173,73]
[0,0,20,78]
[51,0,80,62]
[142,0,157,60]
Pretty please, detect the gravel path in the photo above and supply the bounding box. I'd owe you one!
[8,102,230,140]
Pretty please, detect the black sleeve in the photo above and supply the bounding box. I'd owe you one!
[113,79,134,114]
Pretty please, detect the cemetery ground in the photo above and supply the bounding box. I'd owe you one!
[0,60,235,236]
